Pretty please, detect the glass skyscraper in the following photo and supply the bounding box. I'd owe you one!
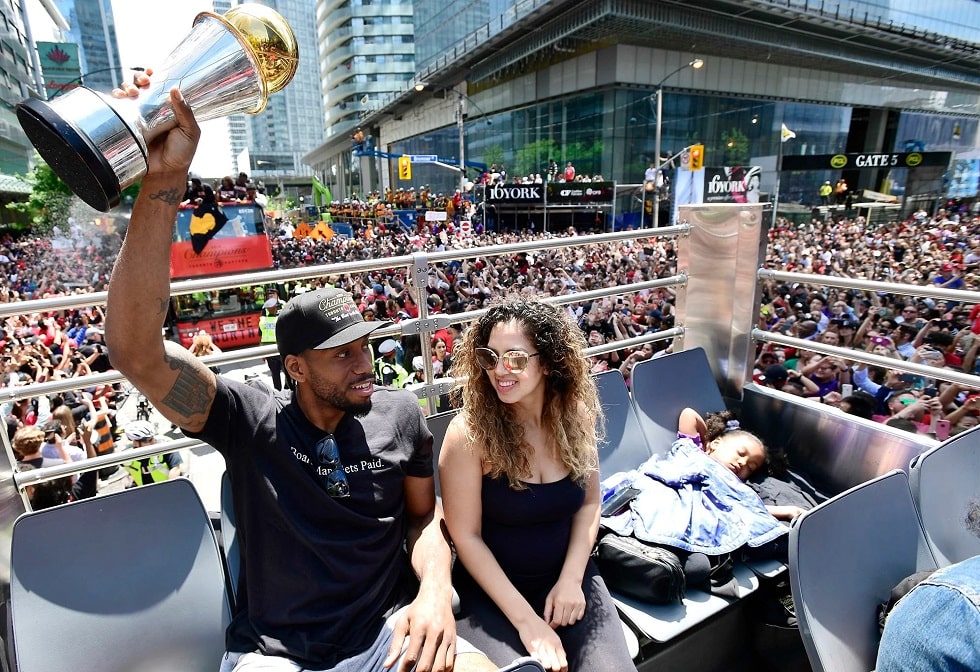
[306,0,980,217]
[53,0,122,94]
[226,0,326,182]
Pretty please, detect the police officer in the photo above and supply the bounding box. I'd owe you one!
[123,420,183,486]
[374,339,407,388]
[819,180,832,206]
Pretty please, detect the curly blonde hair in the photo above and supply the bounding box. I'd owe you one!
[452,296,602,489]
[190,330,217,357]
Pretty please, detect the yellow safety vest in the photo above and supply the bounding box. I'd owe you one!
[375,357,408,388]
[259,314,277,344]
[125,455,170,486]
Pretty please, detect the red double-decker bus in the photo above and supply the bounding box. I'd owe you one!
[169,202,274,349]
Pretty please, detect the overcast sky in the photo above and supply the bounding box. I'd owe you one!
[110,1,233,178]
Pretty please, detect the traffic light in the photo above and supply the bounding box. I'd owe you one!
[689,144,704,171]
[398,156,412,181]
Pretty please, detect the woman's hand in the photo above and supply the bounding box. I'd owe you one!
[517,616,568,672]
[544,576,586,627]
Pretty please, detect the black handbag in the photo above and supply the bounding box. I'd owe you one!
[595,532,686,604]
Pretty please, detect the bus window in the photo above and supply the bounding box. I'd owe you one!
[169,203,273,349]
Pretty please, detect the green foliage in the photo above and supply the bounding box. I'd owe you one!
[514,139,560,177]
[564,140,604,176]
[6,159,74,235]
[6,156,145,233]
[721,128,749,166]
[121,181,141,202]
[481,144,505,171]
[512,138,605,178]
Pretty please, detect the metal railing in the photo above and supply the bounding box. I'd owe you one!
[753,269,980,389]
[6,224,690,497]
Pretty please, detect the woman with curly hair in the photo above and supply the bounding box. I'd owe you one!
[439,297,633,671]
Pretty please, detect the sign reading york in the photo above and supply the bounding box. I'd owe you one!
[482,181,615,205]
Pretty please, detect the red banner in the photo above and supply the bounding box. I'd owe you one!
[175,313,262,349]
[170,235,273,280]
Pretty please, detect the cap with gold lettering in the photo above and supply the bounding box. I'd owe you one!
[276,287,389,356]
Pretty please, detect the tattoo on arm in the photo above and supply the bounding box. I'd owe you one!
[148,187,182,206]
[156,297,168,316]
[163,354,213,418]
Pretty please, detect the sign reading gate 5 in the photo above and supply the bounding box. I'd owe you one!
[782,151,951,171]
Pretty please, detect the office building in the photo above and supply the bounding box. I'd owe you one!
[308,0,980,224]
[53,0,122,93]
[303,0,415,195]
[226,0,326,185]
[0,1,67,217]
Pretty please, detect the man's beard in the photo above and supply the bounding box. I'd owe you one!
[308,373,373,417]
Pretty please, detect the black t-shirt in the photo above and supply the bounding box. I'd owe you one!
[186,378,433,668]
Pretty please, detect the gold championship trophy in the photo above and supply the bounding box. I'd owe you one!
[16,4,298,212]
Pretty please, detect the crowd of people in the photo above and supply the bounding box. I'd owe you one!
[3,195,980,445]
[5,72,979,671]
[318,159,606,233]
[753,209,980,438]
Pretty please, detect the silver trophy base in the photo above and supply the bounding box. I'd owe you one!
[17,90,146,212]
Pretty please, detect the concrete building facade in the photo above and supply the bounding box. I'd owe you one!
[305,0,980,222]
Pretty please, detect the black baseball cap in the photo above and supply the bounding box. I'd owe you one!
[276,288,389,357]
[761,364,789,384]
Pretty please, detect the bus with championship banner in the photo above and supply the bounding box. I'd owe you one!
[169,201,274,349]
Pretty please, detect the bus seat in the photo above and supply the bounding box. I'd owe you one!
[10,478,232,672]
[594,369,654,475]
[788,470,937,672]
[621,619,640,660]
[427,409,460,497]
[612,562,759,644]
[627,351,788,580]
[221,470,241,607]
[630,348,726,457]
[593,368,760,643]
[909,425,980,566]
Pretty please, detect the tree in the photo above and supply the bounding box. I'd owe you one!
[6,159,73,235]
[7,156,142,234]
[481,144,505,172]
[721,128,749,166]
[514,139,561,177]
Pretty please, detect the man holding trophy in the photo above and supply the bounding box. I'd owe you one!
[92,6,504,672]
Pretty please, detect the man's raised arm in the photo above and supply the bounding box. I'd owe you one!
[105,81,215,433]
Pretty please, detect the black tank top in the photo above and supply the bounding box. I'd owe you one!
[480,473,585,585]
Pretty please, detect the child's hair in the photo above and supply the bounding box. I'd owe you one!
[703,410,772,476]
[703,410,746,442]
[190,330,216,357]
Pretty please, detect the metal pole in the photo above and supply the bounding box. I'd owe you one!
[458,95,466,195]
[653,87,662,229]
[774,132,784,228]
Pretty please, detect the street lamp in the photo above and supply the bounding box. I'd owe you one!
[652,58,704,228]
[49,66,145,99]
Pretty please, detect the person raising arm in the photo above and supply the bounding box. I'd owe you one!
[106,75,496,672]
[106,77,212,431]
